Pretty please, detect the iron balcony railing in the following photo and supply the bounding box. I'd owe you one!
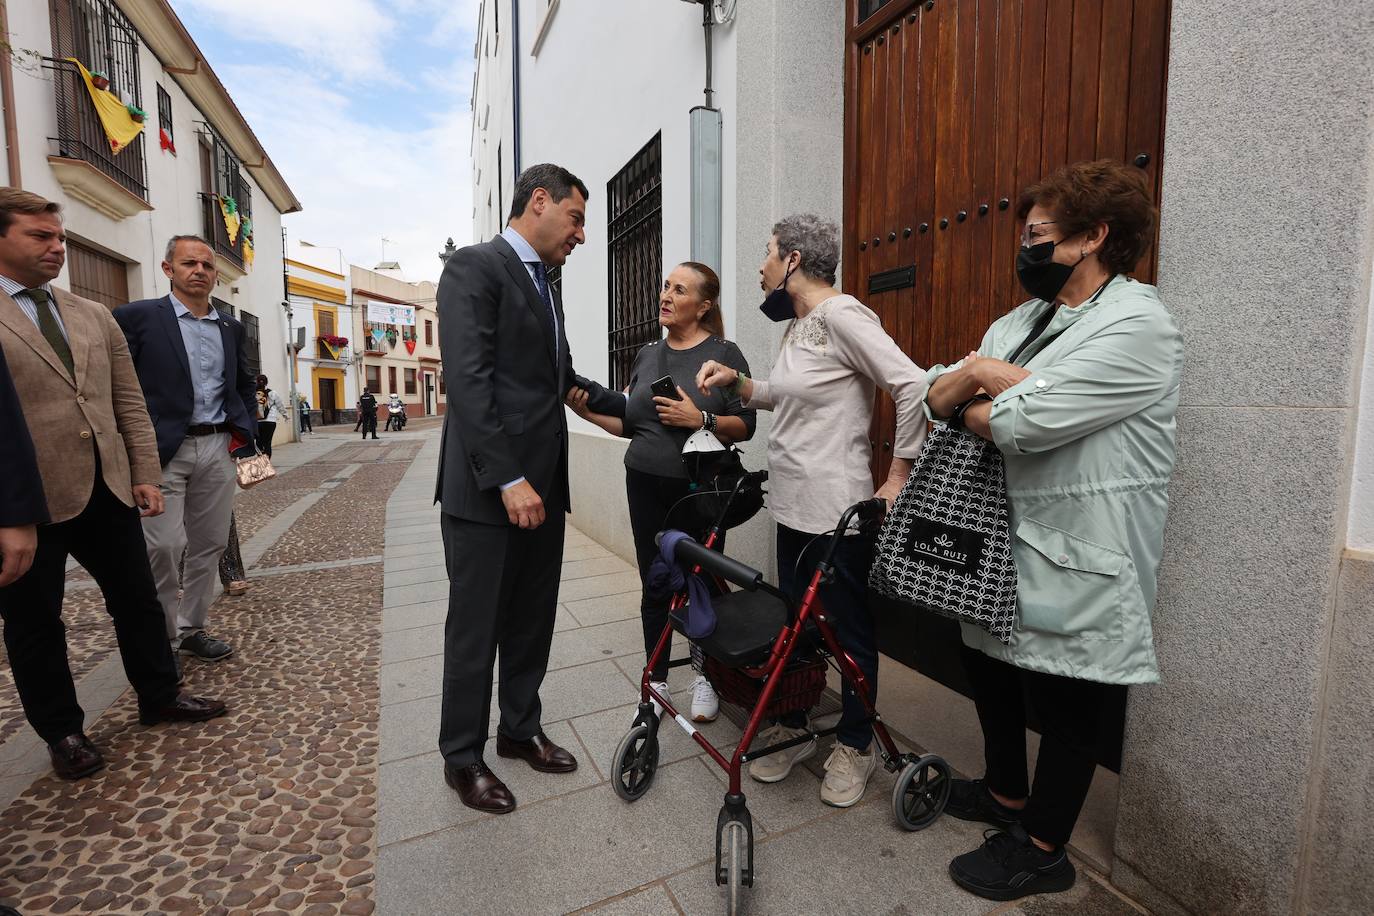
[200,192,246,271]
[44,57,148,201]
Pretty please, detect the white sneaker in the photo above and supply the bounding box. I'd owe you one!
[819,742,878,808]
[690,675,719,722]
[747,720,816,783]
[647,680,670,718]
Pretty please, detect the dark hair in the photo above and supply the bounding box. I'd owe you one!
[507,163,590,222]
[0,188,62,236]
[678,261,725,338]
[1017,159,1158,275]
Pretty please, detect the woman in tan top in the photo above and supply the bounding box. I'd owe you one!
[698,213,928,809]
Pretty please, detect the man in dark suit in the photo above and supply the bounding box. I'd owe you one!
[0,340,48,588]
[115,236,258,666]
[0,189,225,780]
[436,163,621,812]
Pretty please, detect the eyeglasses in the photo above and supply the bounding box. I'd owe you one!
[1020,220,1058,248]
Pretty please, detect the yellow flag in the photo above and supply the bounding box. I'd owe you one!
[243,236,254,271]
[68,59,144,154]
[216,196,241,245]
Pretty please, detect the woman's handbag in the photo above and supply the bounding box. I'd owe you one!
[235,449,277,489]
[868,305,1069,643]
[869,422,1018,643]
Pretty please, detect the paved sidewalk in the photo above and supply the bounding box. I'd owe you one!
[375,434,1147,915]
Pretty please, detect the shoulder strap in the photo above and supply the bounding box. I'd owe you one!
[1007,305,1058,366]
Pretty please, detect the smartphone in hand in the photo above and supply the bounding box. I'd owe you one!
[650,375,683,400]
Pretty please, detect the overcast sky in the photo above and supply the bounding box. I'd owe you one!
[173,0,481,283]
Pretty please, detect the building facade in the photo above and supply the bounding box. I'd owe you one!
[2,0,301,449]
[472,0,1374,913]
[285,246,354,427]
[350,264,444,420]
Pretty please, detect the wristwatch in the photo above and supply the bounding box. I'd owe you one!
[947,394,992,431]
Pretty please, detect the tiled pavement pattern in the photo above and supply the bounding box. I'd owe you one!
[0,423,1149,915]
[0,427,410,915]
[376,434,1149,915]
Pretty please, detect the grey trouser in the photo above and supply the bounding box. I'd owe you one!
[142,432,235,645]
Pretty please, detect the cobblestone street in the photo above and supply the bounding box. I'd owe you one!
[0,425,1149,915]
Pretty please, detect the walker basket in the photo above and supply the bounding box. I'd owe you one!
[704,654,826,718]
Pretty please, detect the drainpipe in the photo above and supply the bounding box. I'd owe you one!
[689,1,722,273]
[511,0,522,176]
[0,1,21,186]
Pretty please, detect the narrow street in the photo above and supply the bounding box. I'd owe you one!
[0,424,1147,915]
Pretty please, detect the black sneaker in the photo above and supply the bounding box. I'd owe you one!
[179,631,234,662]
[946,777,1023,828]
[949,826,1076,901]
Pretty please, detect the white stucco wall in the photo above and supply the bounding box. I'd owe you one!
[471,0,517,246]
[4,1,292,429]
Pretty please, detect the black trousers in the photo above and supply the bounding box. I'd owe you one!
[438,503,566,767]
[625,467,721,682]
[960,644,1122,846]
[255,421,276,458]
[361,412,378,437]
[776,524,879,750]
[0,480,179,743]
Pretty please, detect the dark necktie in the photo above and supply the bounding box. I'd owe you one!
[28,287,74,378]
[531,263,555,319]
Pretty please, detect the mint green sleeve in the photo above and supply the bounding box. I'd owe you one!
[988,306,1181,456]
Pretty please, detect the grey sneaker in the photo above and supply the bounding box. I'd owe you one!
[179,631,233,662]
[819,741,877,807]
[747,720,816,783]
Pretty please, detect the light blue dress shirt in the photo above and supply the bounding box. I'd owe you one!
[170,292,228,425]
[0,274,67,342]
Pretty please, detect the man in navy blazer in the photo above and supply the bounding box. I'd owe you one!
[0,339,48,588]
[115,235,257,666]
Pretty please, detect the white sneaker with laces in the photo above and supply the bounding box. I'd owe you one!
[747,720,816,783]
[690,675,719,722]
[819,741,878,808]
[647,680,670,718]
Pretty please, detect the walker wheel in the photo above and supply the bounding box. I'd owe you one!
[721,819,746,915]
[610,724,659,802]
[892,754,951,831]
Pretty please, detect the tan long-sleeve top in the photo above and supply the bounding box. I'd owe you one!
[746,294,928,535]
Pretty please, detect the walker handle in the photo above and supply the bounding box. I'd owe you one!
[655,532,764,592]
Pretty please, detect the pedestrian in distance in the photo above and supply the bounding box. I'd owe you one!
[358,388,379,439]
[0,189,226,781]
[254,374,286,457]
[114,234,259,667]
[434,163,623,813]
[299,393,313,434]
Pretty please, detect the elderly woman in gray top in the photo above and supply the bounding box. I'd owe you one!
[697,214,928,809]
[568,261,756,724]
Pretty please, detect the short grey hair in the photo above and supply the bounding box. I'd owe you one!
[164,234,213,263]
[772,214,840,285]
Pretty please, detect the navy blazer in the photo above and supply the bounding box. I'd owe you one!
[114,295,258,467]
[0,338,49,526]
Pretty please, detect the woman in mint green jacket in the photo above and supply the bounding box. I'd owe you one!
[925,160,1182,903]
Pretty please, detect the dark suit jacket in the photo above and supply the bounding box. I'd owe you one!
[435,235,620,525]
[113,295,258,467]
[0,339,49,527]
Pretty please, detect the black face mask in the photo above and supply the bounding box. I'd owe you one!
[1015,240,1086,303]
[759,262,799,322]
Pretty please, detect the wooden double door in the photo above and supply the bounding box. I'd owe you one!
[843,0,1170,482]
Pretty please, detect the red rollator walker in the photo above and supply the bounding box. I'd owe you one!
[610,470,952,913]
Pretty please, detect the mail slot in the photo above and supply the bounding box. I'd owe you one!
[868,265,916,295]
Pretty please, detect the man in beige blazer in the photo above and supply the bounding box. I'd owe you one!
[0,189,226,780]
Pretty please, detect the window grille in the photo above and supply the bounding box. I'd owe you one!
[606,134,662,390]
[240,310,261,379]
[45,0,147,199]
[157,83,173,144]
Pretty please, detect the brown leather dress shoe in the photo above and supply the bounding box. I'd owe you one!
[139,694,228,726]
[444,761,515,814]
[496,731,578,773]
[48,734,104,780]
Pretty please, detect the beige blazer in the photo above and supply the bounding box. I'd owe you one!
[0,286,161,523]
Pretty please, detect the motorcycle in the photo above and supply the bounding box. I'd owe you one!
[386,402,407,431]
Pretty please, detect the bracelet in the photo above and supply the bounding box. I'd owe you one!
[727,372,749,398]
[702,411,718,433]
[947,394,992,432]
